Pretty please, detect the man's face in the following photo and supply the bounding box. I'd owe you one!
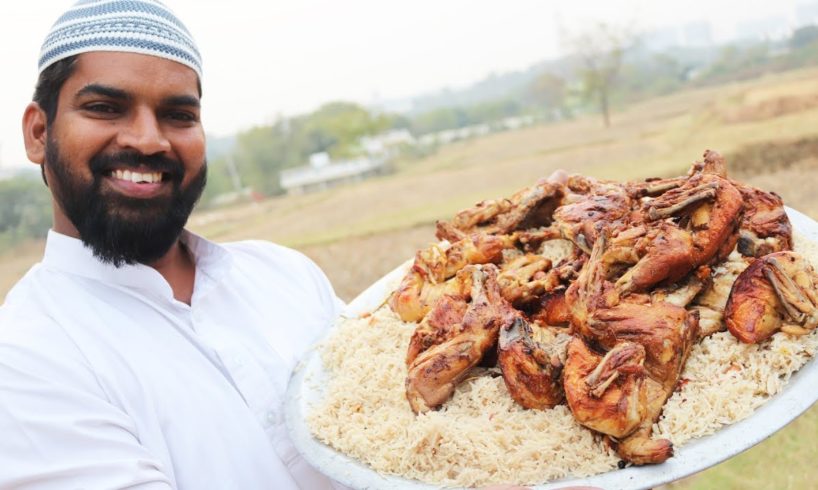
[42,52,207,266]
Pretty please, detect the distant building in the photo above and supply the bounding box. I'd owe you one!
[417,116,535,146]
[359,129,415,157]
[278,130,414,194]
[279,152,388,194]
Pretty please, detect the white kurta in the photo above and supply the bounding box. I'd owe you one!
[0,230,345,489]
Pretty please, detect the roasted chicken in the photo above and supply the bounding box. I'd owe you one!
[563,338,647,438]
[563,232,699,464]
[734,183,792,257]
[387,148,809,467]
[725,251,818,343]
[613,171,743,293]
[690,251,751,337]
[498,319,570,409]
[405,265,517,413]
[390,232,508,322]
[552,176,634,253]
[435,181,564,242]
[406,292,469,366]
[496,254,554,307]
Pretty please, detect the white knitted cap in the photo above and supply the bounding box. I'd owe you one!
[38,0,202,78]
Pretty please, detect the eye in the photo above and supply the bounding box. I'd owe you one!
[84,102,120,114]
[165,110,199,124]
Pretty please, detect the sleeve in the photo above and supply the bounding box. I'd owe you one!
[0,319,174,490]
[302,252,346,328]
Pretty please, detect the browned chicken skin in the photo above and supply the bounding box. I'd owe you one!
[390,232,509,322]
[498,319,570,409]
[552,177,634,253]
[563,298,697,464]
[725,251,818,343]
[406,293,469,366]
[614,377,675,465]
[663,149,791,261]
[733,183,792,257]
[563,338,647,438]
[435,181,564,242]
[405,265,517,413]
[497,254,554,307]
[613,172,743,293]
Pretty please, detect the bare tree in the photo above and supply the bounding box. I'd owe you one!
[564,22,638,128]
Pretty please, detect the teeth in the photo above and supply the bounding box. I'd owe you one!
[110,169,162,183]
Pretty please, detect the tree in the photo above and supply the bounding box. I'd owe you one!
[523,72,568,119]
[564,22,637,128]
[790,25,818,50]
[203,102,407,200]
[0,175,52,250]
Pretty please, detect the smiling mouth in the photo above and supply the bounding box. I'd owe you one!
[109,169,164,184]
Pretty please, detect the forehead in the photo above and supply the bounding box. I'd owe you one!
[63,52,201,99]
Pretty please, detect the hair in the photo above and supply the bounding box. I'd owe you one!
[32,55,79,127]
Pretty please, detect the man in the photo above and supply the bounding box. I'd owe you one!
[0,1,345,488]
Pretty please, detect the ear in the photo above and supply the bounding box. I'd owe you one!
[22,102,47,165]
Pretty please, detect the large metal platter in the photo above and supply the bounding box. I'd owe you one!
[285,207,818,490]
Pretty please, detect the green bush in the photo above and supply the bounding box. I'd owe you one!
[0,176,51,251]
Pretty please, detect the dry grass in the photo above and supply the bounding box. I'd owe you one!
[2,66,818,489]
[0,240,44,299]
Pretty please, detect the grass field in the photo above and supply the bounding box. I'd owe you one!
[3,66,818,489]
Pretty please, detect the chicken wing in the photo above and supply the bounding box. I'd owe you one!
[563,338,647,438]
[406,293,469,366]
[725,251,818,343]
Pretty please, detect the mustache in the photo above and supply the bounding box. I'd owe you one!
[89,151,185,180]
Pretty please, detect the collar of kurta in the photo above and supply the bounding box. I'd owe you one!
[41,229,232,301]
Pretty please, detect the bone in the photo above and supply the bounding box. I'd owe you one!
[590,372,620,398]
[763,260,812,323]
[648,186,717,220]
[644,181,681,195]
[585,343,644,397]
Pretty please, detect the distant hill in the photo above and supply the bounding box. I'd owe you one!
[372,34,799,118]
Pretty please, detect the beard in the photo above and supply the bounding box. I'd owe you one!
[44,137,207,267]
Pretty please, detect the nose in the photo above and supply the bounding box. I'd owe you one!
[116,107,172,155]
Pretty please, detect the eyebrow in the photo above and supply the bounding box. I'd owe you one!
[162,95,200,109]
[75,83,130,101]
[74,84,200,108]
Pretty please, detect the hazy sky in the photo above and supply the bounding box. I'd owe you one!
[0,0,809,171]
